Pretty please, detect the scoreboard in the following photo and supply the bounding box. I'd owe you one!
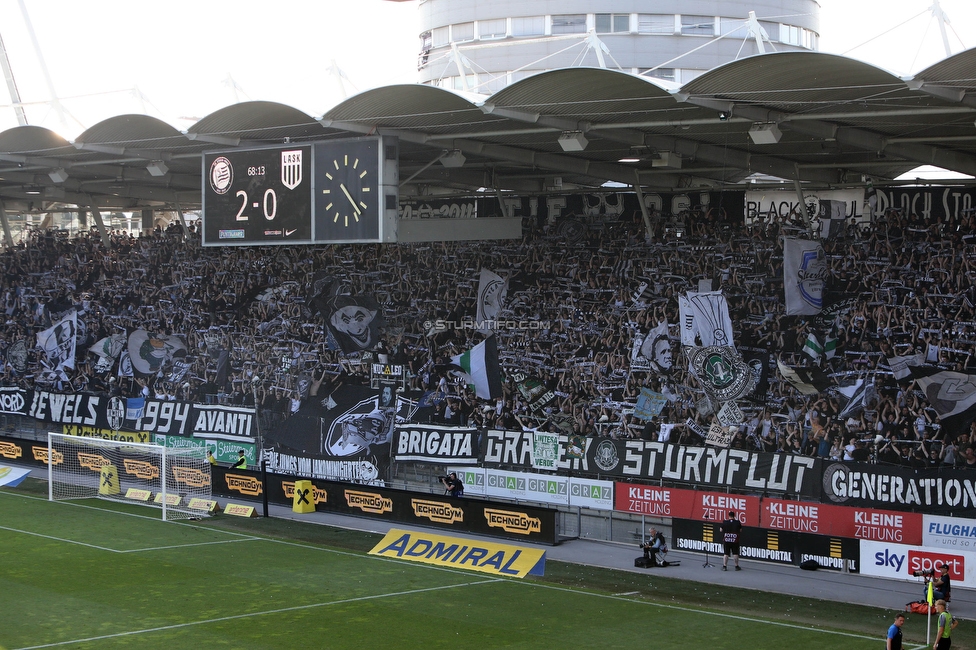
[202,136,397,246]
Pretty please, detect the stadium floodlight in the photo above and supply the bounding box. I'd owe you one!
[748,123,782,145]
[557,131,588,152]
[47,432,211,521]
[439,150,466,168]
[48,168,69,183]
[146,161,169,177]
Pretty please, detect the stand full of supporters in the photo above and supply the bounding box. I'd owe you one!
[3,203,976,475]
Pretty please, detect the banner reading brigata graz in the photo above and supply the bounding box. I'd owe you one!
[0,387,255,441]
[821,461,976,516]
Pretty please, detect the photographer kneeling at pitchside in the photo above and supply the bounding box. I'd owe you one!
[439,472,464,498]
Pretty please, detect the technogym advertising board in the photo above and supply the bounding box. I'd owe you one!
[210,465,557,545]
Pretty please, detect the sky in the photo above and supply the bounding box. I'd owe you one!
[0,0,972,140]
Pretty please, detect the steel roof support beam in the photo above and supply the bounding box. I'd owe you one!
[679,96,976,177]
[482,102,841,184]
[321,118,648,186]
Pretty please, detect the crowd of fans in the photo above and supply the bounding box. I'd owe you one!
[2,200,976,469]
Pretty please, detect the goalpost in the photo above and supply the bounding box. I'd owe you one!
[47,432,212,521]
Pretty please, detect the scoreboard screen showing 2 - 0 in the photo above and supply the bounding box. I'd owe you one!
[202,145,313,246]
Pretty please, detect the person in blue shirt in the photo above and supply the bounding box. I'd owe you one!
[886,612,904,650]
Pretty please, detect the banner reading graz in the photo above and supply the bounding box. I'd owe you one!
[581,440,819,497]
[392,424,479,464]
[16,389,255,441]
[821,461,976,516]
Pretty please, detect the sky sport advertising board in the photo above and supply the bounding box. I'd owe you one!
[859,540,976,589]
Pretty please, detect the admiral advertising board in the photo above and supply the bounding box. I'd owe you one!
[370,528,547,579]
[211,466,557,544]
[859,540,976,588]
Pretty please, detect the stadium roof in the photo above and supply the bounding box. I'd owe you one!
[1,49,975,214]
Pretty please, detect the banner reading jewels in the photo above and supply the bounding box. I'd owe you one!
[3,388,255,441]
[821,461,976,516]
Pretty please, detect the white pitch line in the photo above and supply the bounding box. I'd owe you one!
[522,580,882,642]
[13,578,503,650]
[0,488,897,643]
[0,524,123,553]
[116,538,259,553]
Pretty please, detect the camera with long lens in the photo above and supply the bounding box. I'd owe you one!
[913,568,935,578]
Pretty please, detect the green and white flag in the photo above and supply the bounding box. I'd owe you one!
[803,333,823,360]
[451,336,503,399]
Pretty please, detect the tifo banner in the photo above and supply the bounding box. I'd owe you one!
[821,461,976,515]
[482,429,534,468]
[261,447,384,485]
[14,389,255,441]
[859,540,976,588]
[369,528,546,578]
[391,424,479,464]
[531,431,559,470]
[0,387,28,415]
[583,440,819,497]
[923,514,976,552]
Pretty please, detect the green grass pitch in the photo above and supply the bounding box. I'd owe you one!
[0,480,960,649]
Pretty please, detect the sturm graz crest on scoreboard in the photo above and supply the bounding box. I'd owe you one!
[209,157,233,195]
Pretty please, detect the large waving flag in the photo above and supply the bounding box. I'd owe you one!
[476,268,508,333]
[36,310,77,371]
[910,366,976,435]
[451,336,503,399]
[784,238,826,315]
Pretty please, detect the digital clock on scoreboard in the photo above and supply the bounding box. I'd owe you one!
[202,145,313,246]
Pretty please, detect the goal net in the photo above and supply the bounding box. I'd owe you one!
[47,432,212,521]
